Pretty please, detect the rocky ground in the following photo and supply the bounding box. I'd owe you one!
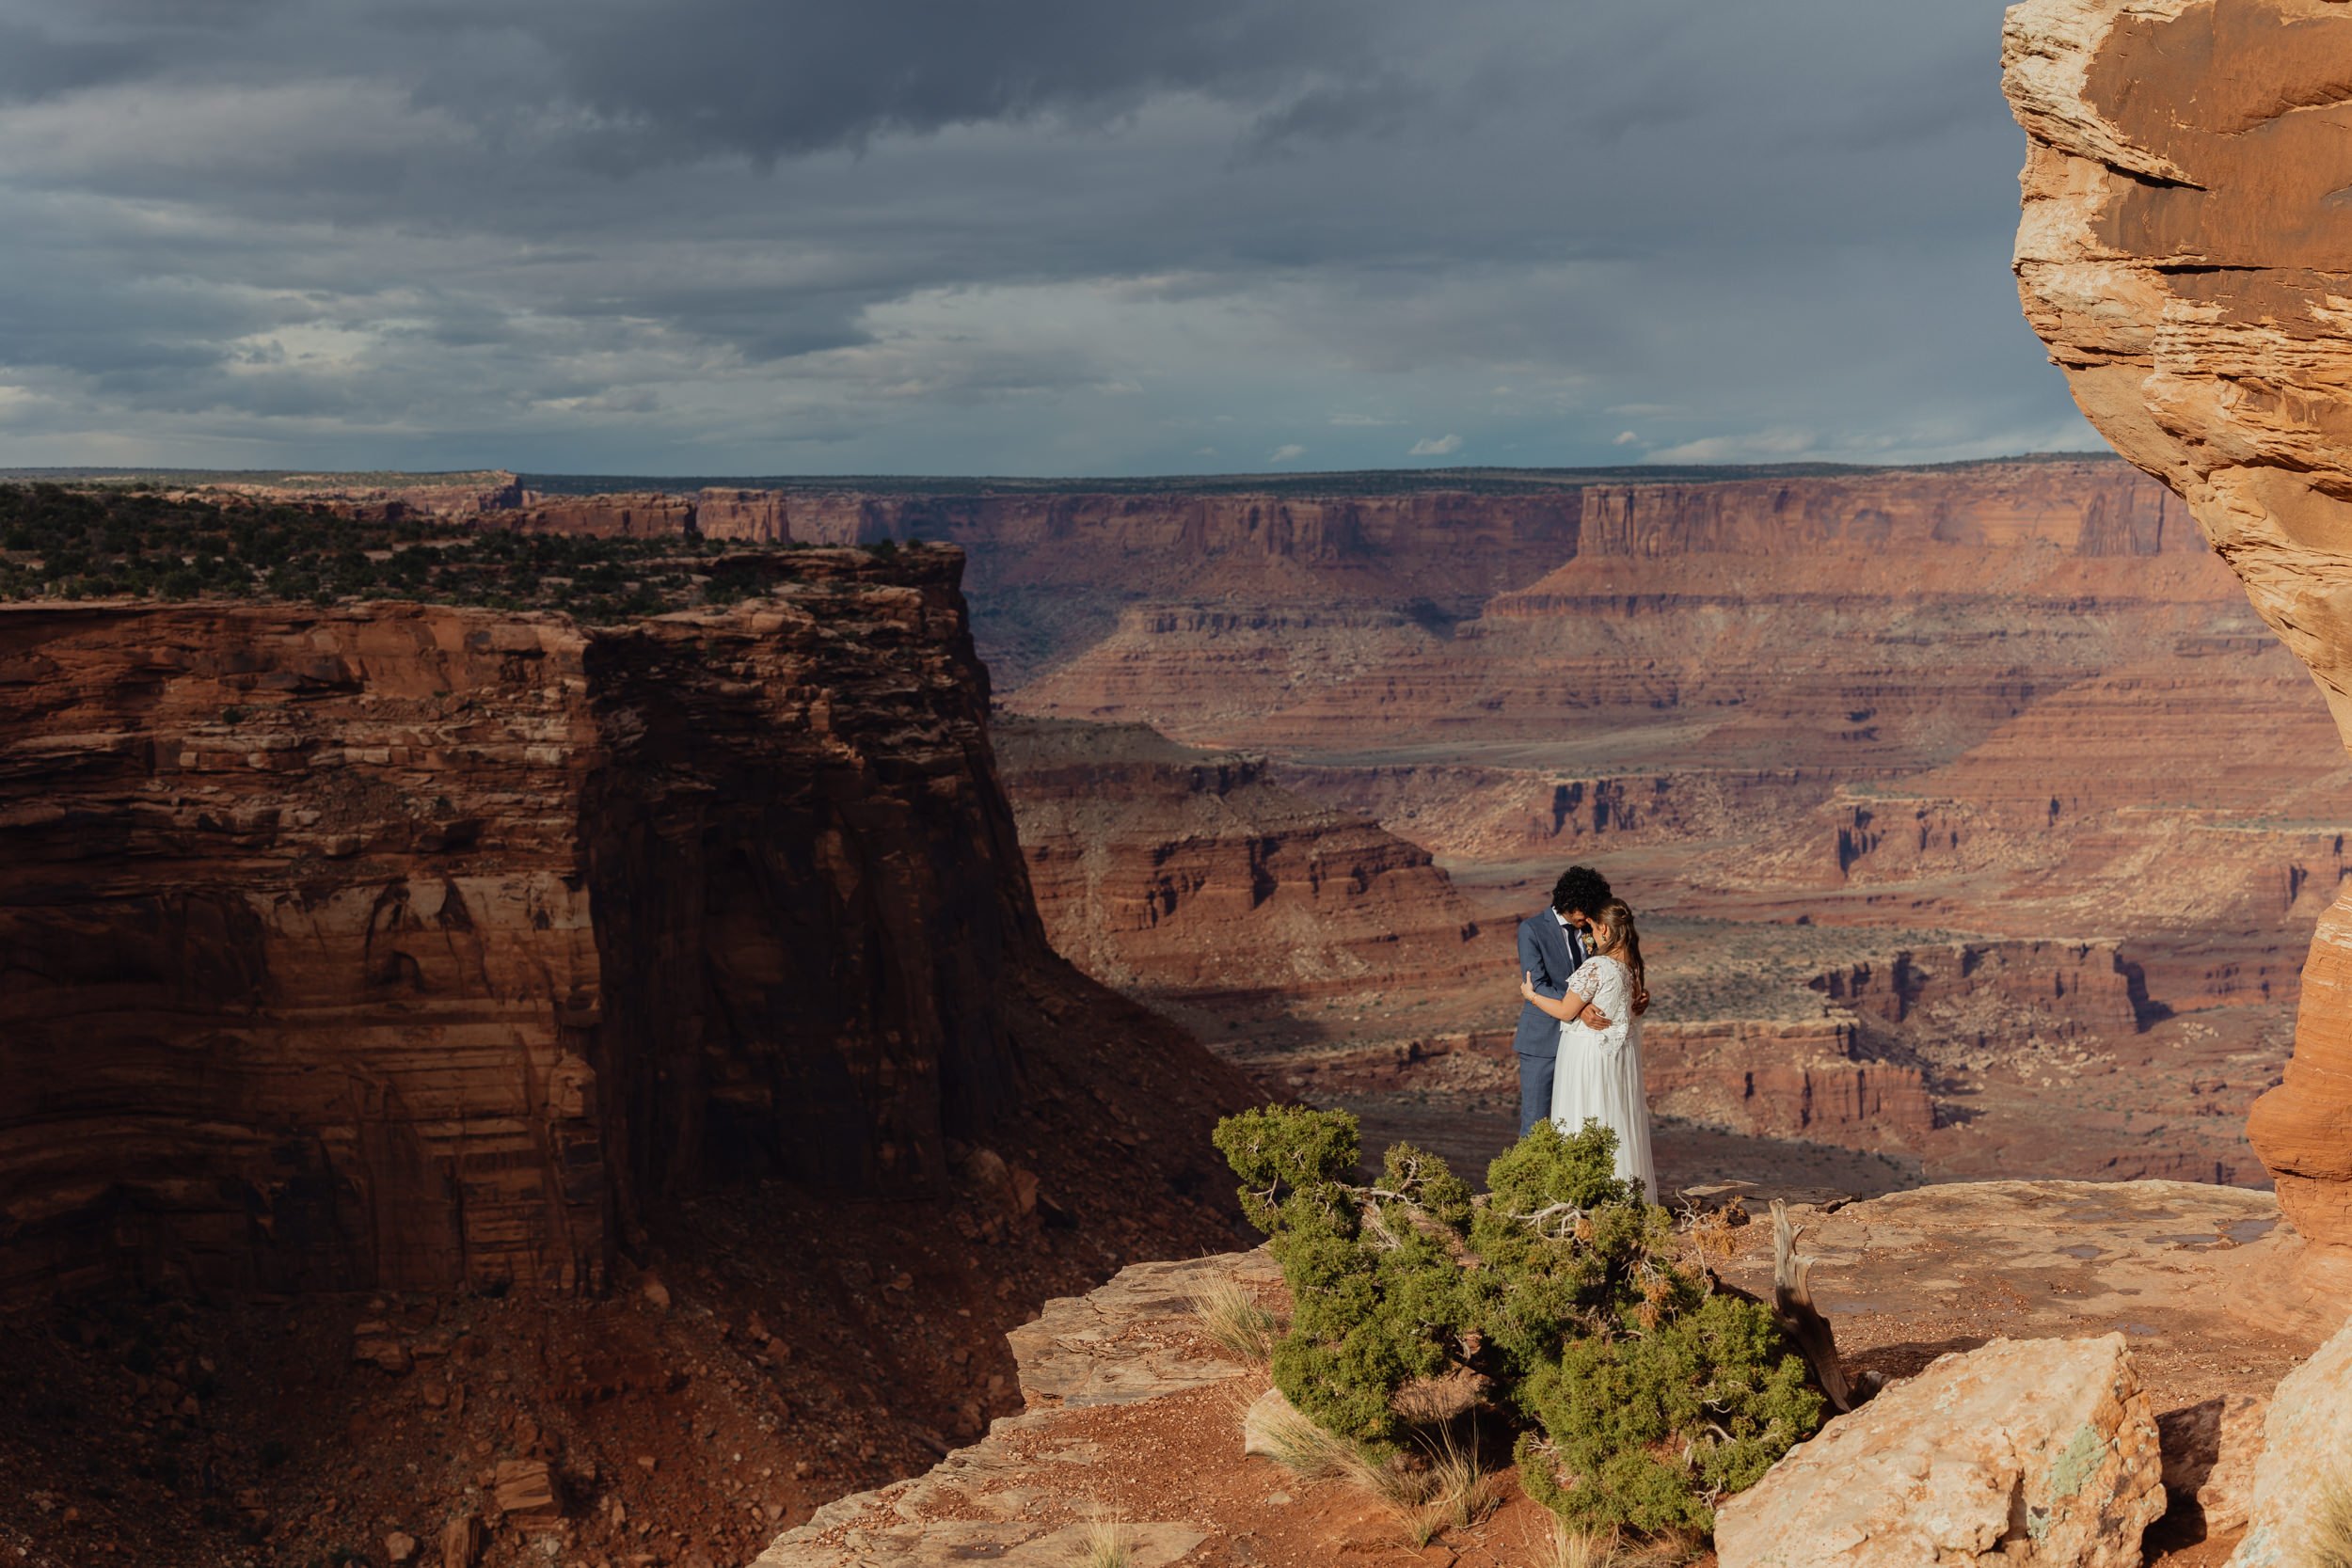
[760,1180,2348,1568]
[0,1157,1259,1568]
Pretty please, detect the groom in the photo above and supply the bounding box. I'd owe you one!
[1514,863,1646,1137]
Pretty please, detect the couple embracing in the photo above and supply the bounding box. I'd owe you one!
[1512,863,1658,1198]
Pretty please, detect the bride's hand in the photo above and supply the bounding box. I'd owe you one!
[1519,971,1540,1002]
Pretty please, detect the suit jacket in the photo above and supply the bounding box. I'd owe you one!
[1514,911,1589,1057]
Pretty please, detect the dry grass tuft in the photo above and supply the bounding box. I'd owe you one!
[1533,1518,1619,1568]
[1248,1389,1382,1487]
[1083,1515,1134,1568]
[2313,1478,2352,1568]
[1189,1278,1282,1365]
[1245,1388,1506,1549]
[1403,1424,1503,1545]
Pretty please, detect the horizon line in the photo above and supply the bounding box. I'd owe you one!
[0,450,2127,493]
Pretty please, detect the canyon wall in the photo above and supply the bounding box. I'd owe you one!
[993,717,1487,1052]
[2006,0,2352,1244]
[1641,1019,1936,1143]
[266,481,1581,685]
[1006,459,2258,767]
[1578,460,2200,558]
[0,549,1251,1297]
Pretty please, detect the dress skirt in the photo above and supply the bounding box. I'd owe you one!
[1549,1020,1659,1201]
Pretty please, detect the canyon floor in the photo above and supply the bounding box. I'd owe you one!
[1001,710,2308,1212]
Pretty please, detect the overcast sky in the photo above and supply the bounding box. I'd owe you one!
[0,0,2095,477]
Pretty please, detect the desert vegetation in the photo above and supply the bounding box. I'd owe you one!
[2317,1478,2352,1568]
[1189,1278,1284,1365]
[1213,1106,1824,1538]
[0,482,877,623]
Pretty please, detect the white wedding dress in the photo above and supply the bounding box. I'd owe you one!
[1548,954,1659,1199]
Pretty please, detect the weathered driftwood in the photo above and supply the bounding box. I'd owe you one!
[1771,1198,1853,1413]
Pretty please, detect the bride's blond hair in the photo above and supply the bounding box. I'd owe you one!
[1590,899,1645,999]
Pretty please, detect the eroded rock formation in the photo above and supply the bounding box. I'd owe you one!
[993,717,1487,1051]
[0,548,1251,1296]
[2006,0,2352,1244]
[386,484,1581,684]
[1008,459,2241,751]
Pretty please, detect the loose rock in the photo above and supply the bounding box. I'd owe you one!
[440,1514,484,1568]
[490,1458,562,1528]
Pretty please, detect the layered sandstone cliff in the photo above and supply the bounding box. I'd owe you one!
[1009,460,2256,759]
[352,485,1581,684]
[2006,0,2352,1244]
[993,717,1487,1052]
[130,456,2334,1200]
[0,548,1252,1297]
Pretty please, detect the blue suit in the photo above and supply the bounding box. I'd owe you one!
[1515,911,1589,1137]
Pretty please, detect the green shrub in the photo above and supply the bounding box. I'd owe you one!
[1216,1106,1823,1539]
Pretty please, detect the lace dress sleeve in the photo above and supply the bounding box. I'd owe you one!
[1588,959,1630,1057]
[1567,958,1602,1000]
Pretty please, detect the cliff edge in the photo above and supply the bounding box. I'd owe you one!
[0,546,1254,1299]
[2006,0,2352,1247]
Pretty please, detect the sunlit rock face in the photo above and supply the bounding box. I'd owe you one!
[2005,0,2352,1244]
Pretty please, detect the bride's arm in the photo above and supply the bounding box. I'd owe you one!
[1520,972,1610,1026]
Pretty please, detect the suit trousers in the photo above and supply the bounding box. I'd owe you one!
[1516,1046,1555,1139]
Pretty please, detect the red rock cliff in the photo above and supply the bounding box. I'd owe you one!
[0,548,1251,1296]
[450,488,1578,683]
[993,717,1488,1050]
[2006,0,2352,1245]
[1577,461,2200,558]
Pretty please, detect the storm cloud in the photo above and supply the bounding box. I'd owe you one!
[0,0,2090,474]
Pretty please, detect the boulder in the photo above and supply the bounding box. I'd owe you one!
[2226,1315,2352,1568]
[1714,1335,2164,1567]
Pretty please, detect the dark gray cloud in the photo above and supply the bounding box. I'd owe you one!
[499,0,1381,163]
[0,0,2089,474]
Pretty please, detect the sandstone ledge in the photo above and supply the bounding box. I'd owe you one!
[755,1180,2342,1567]
[755,1252,1278,1568]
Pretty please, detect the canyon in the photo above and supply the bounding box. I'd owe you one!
[0,538,1254,1565]
[971,460,2338,1201]
[172,456,2344,1203]
[12,424,2349,1565]
[6,7,2350,1564]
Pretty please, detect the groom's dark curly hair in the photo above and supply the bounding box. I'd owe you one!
[1550,863,1613,916]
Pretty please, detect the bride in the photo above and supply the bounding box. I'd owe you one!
[1518,898,1658,1197]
